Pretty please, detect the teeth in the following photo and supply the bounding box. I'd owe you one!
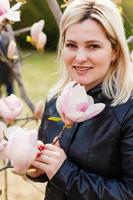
[74,66,91,71]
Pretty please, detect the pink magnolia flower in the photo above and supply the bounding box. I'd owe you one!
[33,101,43,120]
[56,81,105,126]
[0,0,22,24]
[0,122,8,159]
[0,122,7,140]
[31,20,45,43]
[30,19,47,51]
[0,94,23,122]
[7,40,18,60]
[7,126,38,175]
[0,139,8,159]
[36,32,47,51]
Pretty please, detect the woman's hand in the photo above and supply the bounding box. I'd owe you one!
[26,166,44,178]
[31,143,67,180]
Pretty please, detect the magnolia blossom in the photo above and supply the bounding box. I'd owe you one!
[33,101,43,120]
[0,94,23,122]
[56,81,105,125]
[29,19,47,51]
[36,32,47,51]
[7,126,38,175]
[0,122,8,159]
[7,40,18,60]
[31,20,44,42]
[0,0,22,24]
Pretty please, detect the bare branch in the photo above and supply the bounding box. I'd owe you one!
[14,26,31,36]
[6,24,35,112]
[46,0,62,28]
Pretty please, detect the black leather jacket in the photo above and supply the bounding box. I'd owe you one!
[31,86,133,200]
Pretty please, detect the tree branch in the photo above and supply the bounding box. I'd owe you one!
[6,24,35,112]
[14,26,31,36]
[46,0,62,28]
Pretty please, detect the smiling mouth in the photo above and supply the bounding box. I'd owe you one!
[73,66,93,72]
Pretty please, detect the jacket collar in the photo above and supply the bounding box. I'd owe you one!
[86,84,102,96]
[86,84,111,103]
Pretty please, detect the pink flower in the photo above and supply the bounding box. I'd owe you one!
[7,40,18,60]
[31,20,45,43]
[33,101,43,120]
[7,126,38,175]
[0,122,8,159]
[0,94,23,122]
[36,32,47,51]
[0,0,22,24]
[30,19,47,51]
[0,139,8,159]
[56,81,105,125]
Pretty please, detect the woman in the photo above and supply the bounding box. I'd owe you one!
[27,0,133,199]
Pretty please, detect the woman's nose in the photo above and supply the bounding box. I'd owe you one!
[75,49,88,63]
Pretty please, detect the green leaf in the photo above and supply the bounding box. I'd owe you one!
[48,117,62,122]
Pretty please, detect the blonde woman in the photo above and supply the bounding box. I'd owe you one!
[28,0,133,199]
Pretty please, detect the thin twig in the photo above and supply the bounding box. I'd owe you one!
[3,160,10,200]
[52,125,66,145]
[0,161,12,172]
[14,26,31,36]
[15,116,35,122]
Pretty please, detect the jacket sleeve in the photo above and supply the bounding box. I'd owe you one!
[49,105,133,200]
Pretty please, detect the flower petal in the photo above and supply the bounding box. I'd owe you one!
[10,2,22,11]
[36,32,47,50]
[7,128,38,174]
[5,10,21,22]
[0,0,10,11]
[0,122,7,141]
[31,20,45,42]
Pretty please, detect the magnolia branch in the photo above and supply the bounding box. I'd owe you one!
[46,0,62,28]
[3,25,35,112]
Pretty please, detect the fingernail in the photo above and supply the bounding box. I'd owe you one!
[36,152,42,158]
[38,145,46,151]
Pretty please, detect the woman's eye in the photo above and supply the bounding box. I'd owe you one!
[66,43,77,49]
[87,44,100,50]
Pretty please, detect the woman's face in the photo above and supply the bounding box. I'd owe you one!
[63,19,115,90]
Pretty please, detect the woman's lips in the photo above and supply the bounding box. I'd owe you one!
[73,66,93,73]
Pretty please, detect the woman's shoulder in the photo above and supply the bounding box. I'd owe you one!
[113,97,133,125]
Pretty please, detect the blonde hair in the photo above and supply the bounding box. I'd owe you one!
[47,0,133,106]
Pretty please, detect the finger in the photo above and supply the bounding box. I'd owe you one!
[27,167,44,178]
[45,143,60,151]
[37,140,44,146]
[36,154,51,164]
[37,140,46,151]
[41,148,61,159]
[32,160,49,172]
